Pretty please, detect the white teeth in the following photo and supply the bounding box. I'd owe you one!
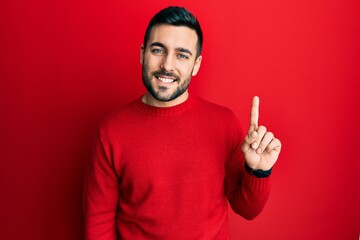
[158,77,175,83]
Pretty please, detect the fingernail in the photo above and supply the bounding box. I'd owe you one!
[252,142,258,149]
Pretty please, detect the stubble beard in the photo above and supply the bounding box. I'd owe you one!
[142,64,192,102]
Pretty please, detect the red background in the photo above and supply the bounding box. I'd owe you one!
[1,0,359,239]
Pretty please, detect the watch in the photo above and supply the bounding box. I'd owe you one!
[244,163,272,178]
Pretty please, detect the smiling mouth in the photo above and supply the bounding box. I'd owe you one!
[155,76,176,84]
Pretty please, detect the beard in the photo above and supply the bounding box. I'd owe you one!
[142,64,192,102]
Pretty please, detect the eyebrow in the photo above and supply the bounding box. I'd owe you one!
[176,47,193,56]
[150,42,193,56]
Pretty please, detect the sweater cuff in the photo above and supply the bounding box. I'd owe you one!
[243,165,271,191]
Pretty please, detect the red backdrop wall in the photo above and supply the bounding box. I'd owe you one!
[1,0,359,239]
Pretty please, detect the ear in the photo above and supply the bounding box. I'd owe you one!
[140,45,145,64]
[191,55,202,76]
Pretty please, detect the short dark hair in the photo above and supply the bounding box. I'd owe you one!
[143,6,203,57]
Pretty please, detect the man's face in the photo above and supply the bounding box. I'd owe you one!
[141,24,202,106]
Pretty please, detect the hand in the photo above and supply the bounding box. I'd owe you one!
[241,96,282,171]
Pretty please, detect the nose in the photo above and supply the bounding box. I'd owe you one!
[160,54,174,72]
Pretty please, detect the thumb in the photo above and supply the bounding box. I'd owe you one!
[242,130,257,153]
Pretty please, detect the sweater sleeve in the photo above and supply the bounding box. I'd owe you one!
[224,113,271,220]
[83,126,119,239]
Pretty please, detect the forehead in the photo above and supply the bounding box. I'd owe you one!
[148,24,198,51]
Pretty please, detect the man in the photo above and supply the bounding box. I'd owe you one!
[84,6,281,240]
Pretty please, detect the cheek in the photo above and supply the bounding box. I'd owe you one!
[178,63,195,77]
[144,55,160,69]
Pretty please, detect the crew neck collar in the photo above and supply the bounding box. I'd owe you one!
[134,94,196,117]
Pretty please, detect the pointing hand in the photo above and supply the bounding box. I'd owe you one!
[241,96,281,171]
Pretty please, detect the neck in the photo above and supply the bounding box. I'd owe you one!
[142,91,189,108]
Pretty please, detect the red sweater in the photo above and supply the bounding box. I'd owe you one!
[84,95,271,240]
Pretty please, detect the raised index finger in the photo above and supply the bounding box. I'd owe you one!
[249,96,259,132]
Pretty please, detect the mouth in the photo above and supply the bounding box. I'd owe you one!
[155,75,177,84]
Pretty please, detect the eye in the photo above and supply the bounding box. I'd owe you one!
[151,48,164,55]
[177,54,189,59]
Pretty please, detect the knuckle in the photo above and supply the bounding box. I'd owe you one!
[259,126,267,132]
